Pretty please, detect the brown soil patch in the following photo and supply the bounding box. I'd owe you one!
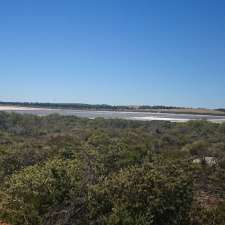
[197,191,225,208]
[0,221,11,225]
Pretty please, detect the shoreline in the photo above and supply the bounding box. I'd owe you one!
[0,106,54,111]
[0,106,225,123]
[0,105,225,117]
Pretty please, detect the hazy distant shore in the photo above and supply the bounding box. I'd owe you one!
[0,103,224,116]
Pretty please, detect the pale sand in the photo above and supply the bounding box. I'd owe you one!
[0,106,53,111]
[131,116,190,122]
[131,116,225,123]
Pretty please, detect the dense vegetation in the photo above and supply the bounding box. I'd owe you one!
[218,108,225,113]
[0,112,225,225]
[0,101,185,110]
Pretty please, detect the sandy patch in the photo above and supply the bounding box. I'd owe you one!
[0,105,53,111]
[131,116,190,122]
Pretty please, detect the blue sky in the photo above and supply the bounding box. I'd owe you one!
[0,0,225,108]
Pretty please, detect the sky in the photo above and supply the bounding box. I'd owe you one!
[0,0,225,108]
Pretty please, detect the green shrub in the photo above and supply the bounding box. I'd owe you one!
[89,163,193,225]
[0,159,84,225]
[190,203,225,225]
